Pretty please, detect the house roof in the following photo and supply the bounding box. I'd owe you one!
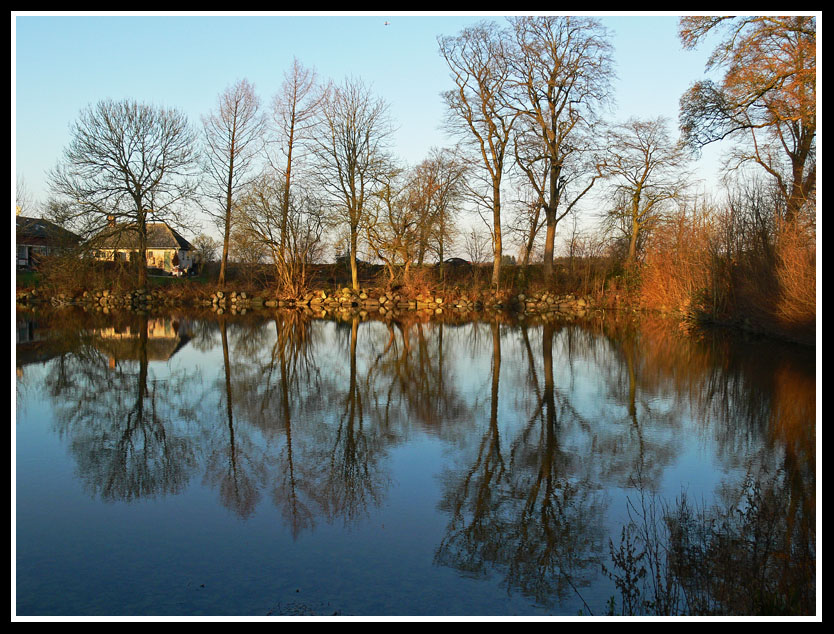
[16,215,80,245]
[92,222,195,251]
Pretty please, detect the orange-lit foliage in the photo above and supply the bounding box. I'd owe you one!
[679,17,816,223]
[638,205,721,317]
[731,218,816,344]
[639,193,816,346]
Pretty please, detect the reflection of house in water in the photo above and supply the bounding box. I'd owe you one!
[16,316,64,374]
[17,317,43,346]
[16,316,194,376]
[94,318,192,365]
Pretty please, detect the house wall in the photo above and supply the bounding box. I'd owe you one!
[95,248,194,272]
[176,249,194,270]
[17,243,52,268]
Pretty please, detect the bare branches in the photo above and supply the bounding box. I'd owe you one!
[308,76,395,290]
[364,165,416,284]
[267,60,327,283]
[268,58,326,183]
[600,117,690,267]
[507,15,615,278]
[409,147,469,267]
[48,98,199,286]
[201,78,266,286]
[235,169,324,295]
[439,21,517,286]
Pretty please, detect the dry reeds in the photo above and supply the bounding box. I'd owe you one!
[638,202,722,318]
[637,190,816,345]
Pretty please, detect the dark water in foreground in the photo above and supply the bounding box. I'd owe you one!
[15,308,816,617]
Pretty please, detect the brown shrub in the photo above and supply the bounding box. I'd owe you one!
[639,208,721,317]
[638,201,816,345]
[732,218,816,343]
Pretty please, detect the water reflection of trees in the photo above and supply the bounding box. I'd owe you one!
[601,314,815,570]
[433,313,814,611]
[204,314,395,532]
[44,313,202,502]
[202,318,268,519]
[302,316,389,525]
[25,307,813,612]
[362,318,472,436]
[435,321,609,608]
[200,314,323,530]
[589,314,816,615]
[207,313,481,533]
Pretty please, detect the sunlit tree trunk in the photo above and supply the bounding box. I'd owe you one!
[202,79,265,288]
[439,21,516,288]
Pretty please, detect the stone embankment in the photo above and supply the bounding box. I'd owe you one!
[17,287,185,314]
[16,286,598,319]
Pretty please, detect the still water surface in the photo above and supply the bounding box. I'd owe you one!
[15,308,816,616]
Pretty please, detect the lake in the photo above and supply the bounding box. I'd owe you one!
[14,307,817,617]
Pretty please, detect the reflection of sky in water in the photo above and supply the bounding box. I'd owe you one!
[15,313,815,616]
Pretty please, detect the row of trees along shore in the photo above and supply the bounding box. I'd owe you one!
[38,16,815,342]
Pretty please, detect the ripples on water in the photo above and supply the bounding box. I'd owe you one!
[15,308,816,616]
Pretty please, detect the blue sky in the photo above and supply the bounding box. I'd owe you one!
[14,12,727,236]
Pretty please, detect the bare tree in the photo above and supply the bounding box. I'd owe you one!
[463,225,491,264]
[309,76,394,290]
[601,117,690,268]
[268,58,327,269]
[407,147,468,268]
[365,164,415,284]
[439,21,518,287]
[507,15,614,280]
[202,78,266,286]
[191,233,221,268]
[48,99,198,287]
[235,170,325,295]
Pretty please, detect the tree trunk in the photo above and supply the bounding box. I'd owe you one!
[491,183,502,287]
[542,161,562,282]
[542,211,556,281]
[522,205,541,268]
[350,230,359,290]
[627,218,640,268]
[137,210,148,288]
[219,138,236,287]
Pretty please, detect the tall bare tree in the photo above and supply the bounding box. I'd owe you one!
[439,21,518,287]
[507,15,614,280]
[202,78,265,286]
[679,16,816,223]
[309,77,394,290]
[269,58,327,271]
[601,117,690,268]
[48,99,198,287]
